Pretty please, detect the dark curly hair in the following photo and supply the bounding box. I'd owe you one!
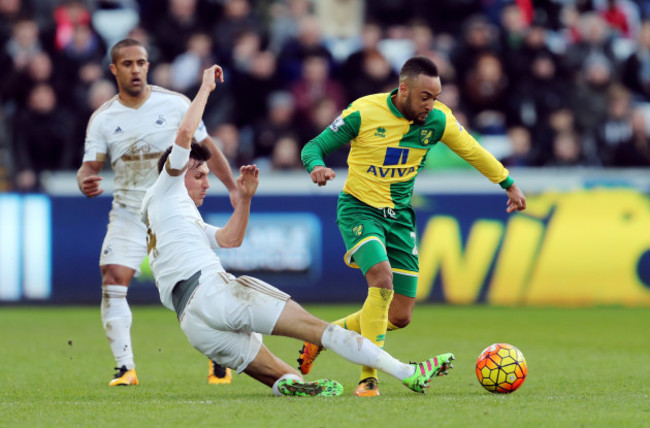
[157,142,212,173]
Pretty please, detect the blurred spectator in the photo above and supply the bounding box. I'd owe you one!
[271,134,302,170]
[2,51,62,110]
[461,52,508,134]
[450,14,502,87]
[621,19,650,101]
[546,130,587,167]
[68,60,104,109]
[151,0,208,63]
[277,14,334,85]
[170,31,214,94]
[503,15,562,81]
[532,106,577,166]
[596,0,640,39]
[499,3,529,55]
[569,55,614,140]
[230,31,282,126]
[315,0,364,62]
[612,106,650,166]
[51,0,92,52]
[55,23,106,84]
[345,49,396,103]
[211,122,253,170]
[12,83,74,191]
[340,19,383,82]
[0,0,28,46]
[408,19,455,82]
[91,0,139,49]
[563,12,617,79]
[266,0,312,55]
[506,51,567,132]
[212,0,262,62]
[290,54,345,124]
[500,125,534,167]
[377,23,413,73]
[4,16,42,72]
[595,84,633,165]
[252,90,297,160]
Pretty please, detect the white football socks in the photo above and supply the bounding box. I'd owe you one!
[321,324,415,380]
[101,285,135,370]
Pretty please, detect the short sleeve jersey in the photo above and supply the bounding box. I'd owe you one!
[302,89,510,209]
[83,86,209,215]
[140,147,224,310]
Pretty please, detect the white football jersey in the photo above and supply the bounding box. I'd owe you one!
[83,85,209,214]
[140,146,225,310]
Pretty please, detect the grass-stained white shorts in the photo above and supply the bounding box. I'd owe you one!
[179,269,290,373]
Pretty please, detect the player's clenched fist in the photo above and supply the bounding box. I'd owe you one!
[80,175,104,198]
[310,166,336,187]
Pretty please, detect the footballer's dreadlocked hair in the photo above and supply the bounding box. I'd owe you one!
[157,142,212,174]
[399,56,439,84]
[110,38,147,64]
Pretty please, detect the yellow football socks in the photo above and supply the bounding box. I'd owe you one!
[359,287,393,381]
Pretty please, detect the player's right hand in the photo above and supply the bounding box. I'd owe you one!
[202,65,224,91]
[310,166,336,187]
[80,175,104,198]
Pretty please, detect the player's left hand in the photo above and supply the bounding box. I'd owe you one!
[505,183,526,213]
[236,165,259,200]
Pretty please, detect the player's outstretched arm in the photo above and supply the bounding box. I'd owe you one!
[215,165,259,248]
[77,160,104,198]
[505,183,526,213]
[175,65,223,150]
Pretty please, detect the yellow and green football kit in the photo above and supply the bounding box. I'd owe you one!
[301,89,512,385]
[302,89,513,297]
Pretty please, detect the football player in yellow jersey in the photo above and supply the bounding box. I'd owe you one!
[298,56,526,396]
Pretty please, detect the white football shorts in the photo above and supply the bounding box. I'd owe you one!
[179,269,290,373]
[99,205,147,275]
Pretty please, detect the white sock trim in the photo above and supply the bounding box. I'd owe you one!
[272,373,302,396]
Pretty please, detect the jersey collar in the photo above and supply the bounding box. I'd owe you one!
[387,89,406,119]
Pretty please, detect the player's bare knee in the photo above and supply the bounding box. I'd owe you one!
[365,269,393,290]
[389,314,411,328]
[100,265,132,286]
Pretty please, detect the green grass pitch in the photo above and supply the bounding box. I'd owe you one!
[1,304,649,427]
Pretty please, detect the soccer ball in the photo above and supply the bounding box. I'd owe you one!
[475,343,527,393]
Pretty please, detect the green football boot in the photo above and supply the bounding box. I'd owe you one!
[277,378,343,397]
[402,353,455,393]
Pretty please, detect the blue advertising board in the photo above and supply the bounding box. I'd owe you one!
[2,184,650,306]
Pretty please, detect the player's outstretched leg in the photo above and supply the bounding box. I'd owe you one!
[208,360,232,385]
[276,377,343,397]
[297,342,323,375]
[108,365,139,386]
[402,353,455,393]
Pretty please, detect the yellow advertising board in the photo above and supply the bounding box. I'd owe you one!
[416,189,650,306]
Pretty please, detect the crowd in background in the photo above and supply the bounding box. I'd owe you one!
[1,0,650,192]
